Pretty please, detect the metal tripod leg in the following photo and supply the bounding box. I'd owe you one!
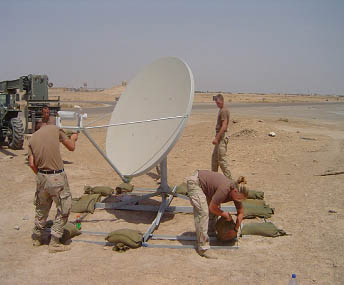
[142,187,176,242]
[142,158,176,243]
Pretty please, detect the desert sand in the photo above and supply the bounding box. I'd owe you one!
[0,86,343,284]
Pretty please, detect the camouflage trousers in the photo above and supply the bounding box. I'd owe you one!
[211,133,232,179]
[186,171,218,251]
[33,172,72,239]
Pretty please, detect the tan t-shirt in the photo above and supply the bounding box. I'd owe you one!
[28,125,67,170]
[216,107,229,133]
[198,170,236,205]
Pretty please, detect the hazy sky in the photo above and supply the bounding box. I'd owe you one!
[1,0,344,95]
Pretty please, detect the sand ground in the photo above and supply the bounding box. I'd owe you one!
[0,89,343,284]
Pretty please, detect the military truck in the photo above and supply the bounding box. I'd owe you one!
[0,84,24,149]
[0,74,60,135]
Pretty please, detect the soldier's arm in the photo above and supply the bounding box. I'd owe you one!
[213,119,228,144]
[209,201,232,221]
[29,155,38,174]
[61,133,78,151]
[234,200,244,232]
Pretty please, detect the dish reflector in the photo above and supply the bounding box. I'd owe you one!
[106,57,194,177]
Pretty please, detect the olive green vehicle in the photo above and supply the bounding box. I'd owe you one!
[0,88,24,149]
[0,75,60,149]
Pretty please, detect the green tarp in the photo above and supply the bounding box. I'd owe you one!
[241,222,287,237]
[84,185,114,196]
[105,229,143,249]
[71,194,102,214]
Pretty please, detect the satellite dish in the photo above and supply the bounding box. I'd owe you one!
[106,57,194,177]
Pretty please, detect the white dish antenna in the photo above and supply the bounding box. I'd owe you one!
[106,57,194,177]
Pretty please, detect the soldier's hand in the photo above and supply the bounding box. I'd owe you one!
[71,133,78,142]
[222,211,233,222]
[212,137,218,145]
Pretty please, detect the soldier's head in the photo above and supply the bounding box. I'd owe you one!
[230,176,248,202]
[42,106,50,120]
[213,93,224,109]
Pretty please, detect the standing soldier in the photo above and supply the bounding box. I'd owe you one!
[28,122,78,253]
[41,105,56,125]
[186,170,248,259]
[212,93,232,179]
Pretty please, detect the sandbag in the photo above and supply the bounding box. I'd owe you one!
[247,190,264,200]
[60,222,81,243]
[176,182,188,196]
[242,200,274,219]
[71,194,102,213]
[105,229,143,249]
[215,217,236,241]
[240,222,287,237]
[242,199,266,207]
[112,242,130,253]
[84,185,114,196]
[116,183,134,194]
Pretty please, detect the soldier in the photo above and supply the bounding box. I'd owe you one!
[186,170,248,259]
[212,93,232,179]
[41,105,55,125]
[28,122,78,253]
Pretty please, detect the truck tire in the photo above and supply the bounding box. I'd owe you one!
[8,118,24,150]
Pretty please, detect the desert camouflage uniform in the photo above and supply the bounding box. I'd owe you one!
[33,172,72,239]
[211,132,232,179]
[186,171,218,251]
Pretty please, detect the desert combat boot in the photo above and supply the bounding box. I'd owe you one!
[49,236,71,253]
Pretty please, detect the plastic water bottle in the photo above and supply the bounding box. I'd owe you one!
[76,215,81,230]
[288,274,297,285]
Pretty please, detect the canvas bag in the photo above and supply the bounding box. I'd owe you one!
[241,222,287,237]
[84,185,114,196]
[106,229,143,249]
[71,194,102,213]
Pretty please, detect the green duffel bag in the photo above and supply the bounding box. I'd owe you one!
[215,217,237,241]
[240,222,287,237]
[242,200,274,219]
[60,222,81,244]
[84,185,114,196]
[105,229,143,249]
[71,194,102,214]
[247,190,264,200]
[175,182,188,196]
